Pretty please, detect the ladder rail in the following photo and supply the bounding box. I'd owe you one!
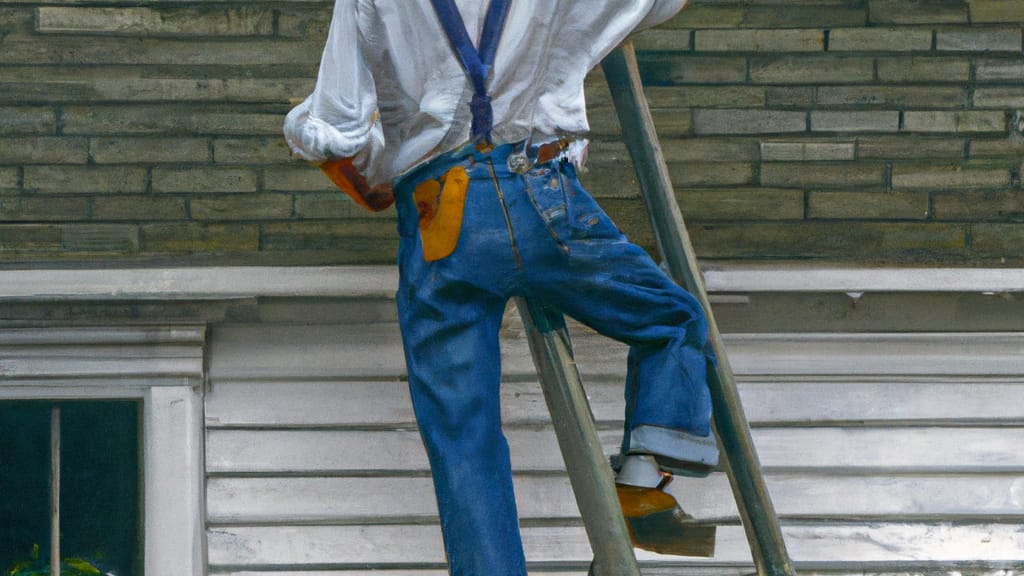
[517,297,642,576]
[601,42,796,576]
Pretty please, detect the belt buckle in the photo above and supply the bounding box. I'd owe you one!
[507,149,533,174]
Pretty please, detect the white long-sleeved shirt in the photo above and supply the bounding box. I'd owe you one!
[284,0,688,185]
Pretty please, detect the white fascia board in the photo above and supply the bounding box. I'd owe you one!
[0,264,1022,301]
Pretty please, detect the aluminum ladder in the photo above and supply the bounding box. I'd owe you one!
[516,41,797,576]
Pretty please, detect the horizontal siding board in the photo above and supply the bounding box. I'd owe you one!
[207,523,1024,566]
[204,379,1024,428]
[206,427,1024,474]
[210,325,1024,381]
[206,473,1024,525]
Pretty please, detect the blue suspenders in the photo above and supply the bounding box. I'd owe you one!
[430,0,512,145]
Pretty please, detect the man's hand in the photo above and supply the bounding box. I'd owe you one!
[319,156,393,212]
[362,182,395,211]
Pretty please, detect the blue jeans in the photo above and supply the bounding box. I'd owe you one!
[394,143,717,576]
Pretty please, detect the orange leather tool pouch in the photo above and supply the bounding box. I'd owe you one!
[413,165,469,262]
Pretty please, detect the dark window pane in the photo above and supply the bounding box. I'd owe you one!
[0,401,141,576]
[0,402,52,568]
[61,401,141,576]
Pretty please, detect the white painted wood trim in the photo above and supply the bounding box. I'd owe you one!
[146,385,205,576]
[0,264,1022,301]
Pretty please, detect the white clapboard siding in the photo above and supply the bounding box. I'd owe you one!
[208,523,1024,566]
[206,426,1024,474]
[206,473,1024,525]
[205,320,1024,572]
[205,378,1024,427]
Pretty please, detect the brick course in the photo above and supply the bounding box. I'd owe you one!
[1,0,1021,265]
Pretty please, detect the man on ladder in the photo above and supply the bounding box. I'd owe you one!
[285,1,717,574]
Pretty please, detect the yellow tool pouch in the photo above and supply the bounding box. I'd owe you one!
[413,165,469,262]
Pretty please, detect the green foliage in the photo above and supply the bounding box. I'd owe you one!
[6,545,103,576]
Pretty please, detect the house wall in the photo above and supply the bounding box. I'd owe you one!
[2,0,1023,265]
[200,290,1024,574]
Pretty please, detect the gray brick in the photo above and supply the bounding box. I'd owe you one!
[933,190,1024,221]
[976,59,1024,82]
[970,138,1024,158]
[81,77,312,104]
[633,29,692,52]
[190,193,292,220]
[668,162,755,186]
[64,106,285,136]
[152,166,258,194]
[738,5,868,28]
[92,196,187,221]
[0,107,55,134]
[750,56,873,84]
[761,162,887,188]
[811,111,900,133]
[970,0,1024,23]
[678,187,804,221]
[648,109,694,138]
[668,5,746,28]
[869,0,968,24]
[809,190,930,219]
[647,86,765,108]
[691,221,966,260]
[0,196,89,221]
[0,137,88,166]
[766,87,816,107]
[936,28,1022,52]
[91,137,211,164]
[877,57,972,82]
[295,192,396,220]
[141,222,259,254]
[973,88,1024,108]
[276,8,331,39]
[858,136,966,160]
[61,223,139,254]
[693,109,806,135]
[972,223,1024,258]
[903,111,1007,133]
[638,55,747,84]
[761,141,856,161]
[892,164,1011,189]
[661,138,760,162]
[695,29,824,52]
[215,138,294,164]
[0,224,62,253]
[0,37,321,67]
[817,86,968,108]
[578,163,639,199]
[828,28,933,52]
[261,221,399,254]
[0,168,18,191]
[264,165,337,192]
[24,166,147,194]
[35,7,273,36]
[0,137,88,164]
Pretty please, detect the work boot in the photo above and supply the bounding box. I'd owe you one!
[615,455,717,557]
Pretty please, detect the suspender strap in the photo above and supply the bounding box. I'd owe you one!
[430,0,512,144]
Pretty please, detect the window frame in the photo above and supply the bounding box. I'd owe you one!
[0,327,205,576]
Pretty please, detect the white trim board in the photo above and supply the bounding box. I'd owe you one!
[0,265,1022,301]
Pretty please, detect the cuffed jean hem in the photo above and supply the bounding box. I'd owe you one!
[628,424,720,470]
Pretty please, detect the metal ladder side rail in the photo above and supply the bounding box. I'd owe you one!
[600,41,796,576]
[517,298,642,575]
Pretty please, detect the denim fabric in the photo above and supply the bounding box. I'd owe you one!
[394,143,715,576]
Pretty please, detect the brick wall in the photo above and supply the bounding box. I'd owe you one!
[1,0,1022,265]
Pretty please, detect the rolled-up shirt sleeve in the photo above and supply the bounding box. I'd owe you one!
[284,0,380,164]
